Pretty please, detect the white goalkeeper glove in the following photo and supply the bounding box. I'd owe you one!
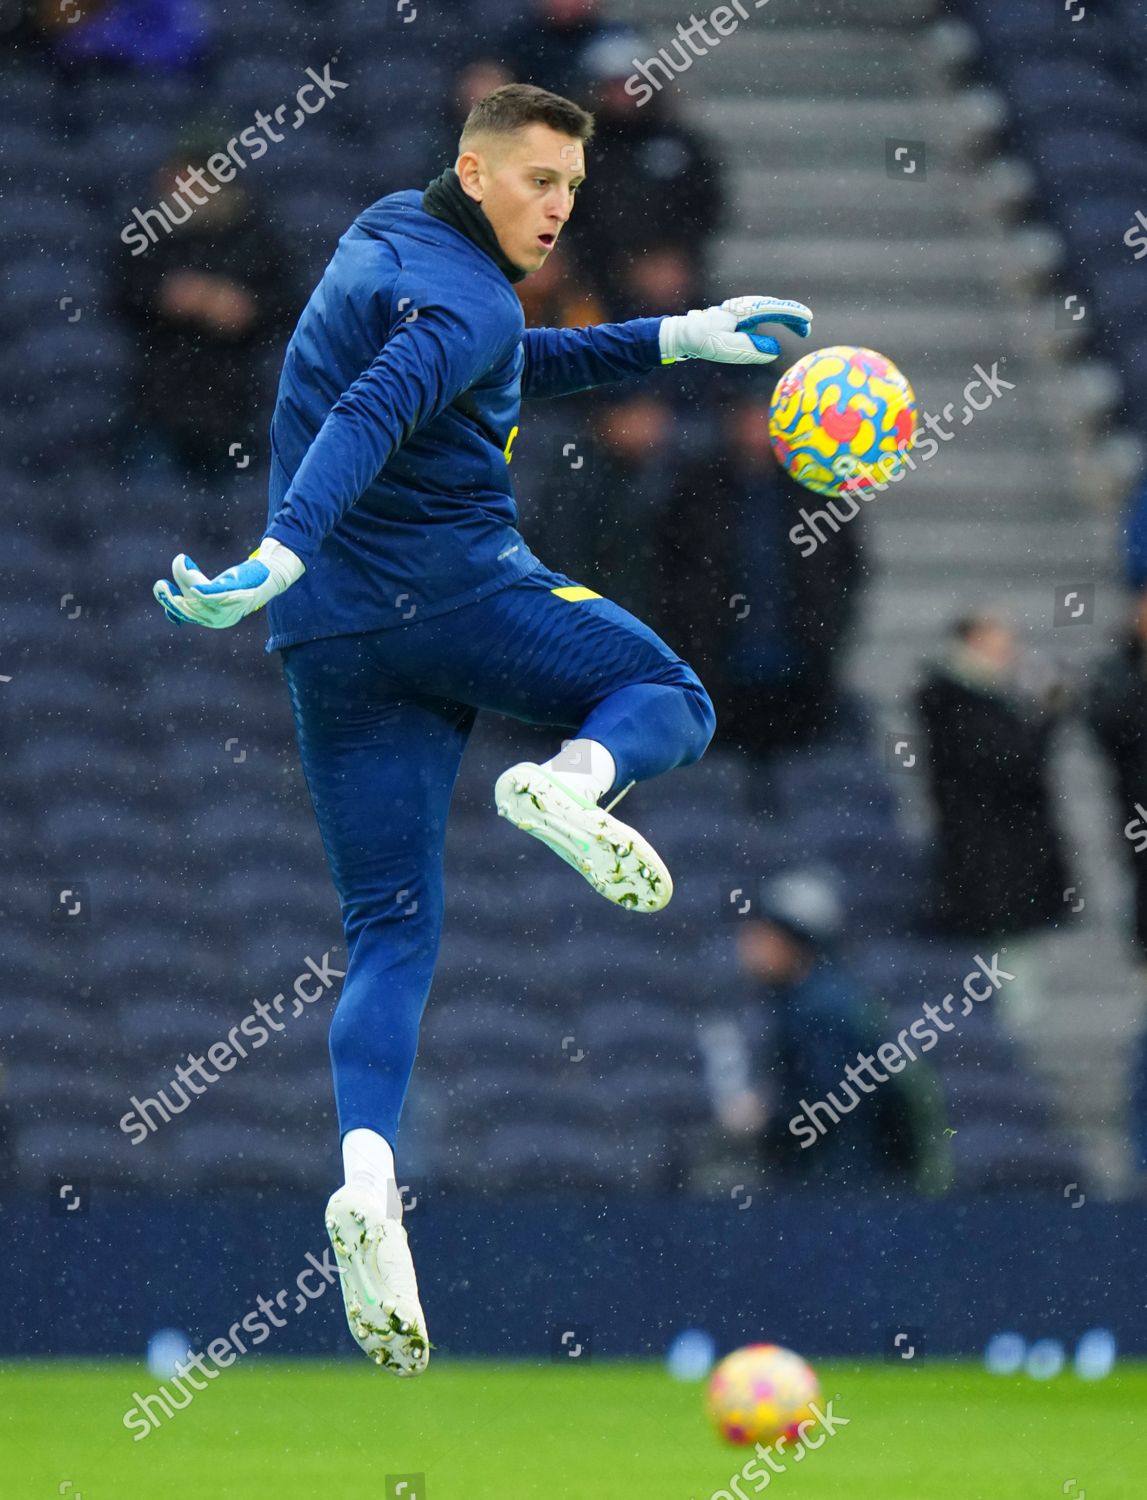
[659,295,813,365]
[153,537,305,629]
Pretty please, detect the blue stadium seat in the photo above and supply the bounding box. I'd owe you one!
[1091,265,1147,346]
[950,1122,1085,1193]
[206,0,332,49]
[421,1003,557,1067]
[474,1121,675,1193]
[0,125,75,190]
[445,1067,607,1132]
[82,123,179,210]
[0,64,58,121]
[0,253,106,334]
[169,1120,327,1188]
[6,1065,128,1124]
[580,1001,698,1067]
[942,1068,1050,1127]
[964,0,1121,63]
[76,71,205,130]
[0,193,98,254]
[604,1065,710,1127]
[15,1120,170,1188]
[1053,192,1146,267]
[1008,59,1141,134]
[1027,127,1147,195]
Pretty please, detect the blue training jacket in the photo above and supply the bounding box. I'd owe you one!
[261,188,666,653]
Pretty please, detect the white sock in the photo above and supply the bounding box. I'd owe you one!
[342,1128,400,1217]
[540,737,616,804]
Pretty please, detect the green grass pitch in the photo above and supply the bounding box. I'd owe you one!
[3,1358,1143,1498]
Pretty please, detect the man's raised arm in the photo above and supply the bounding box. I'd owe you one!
[521,295,814,401]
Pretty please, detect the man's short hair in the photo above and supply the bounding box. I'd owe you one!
[459,83,595,154]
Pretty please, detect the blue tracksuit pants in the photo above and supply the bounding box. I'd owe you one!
[280,563,715,1149]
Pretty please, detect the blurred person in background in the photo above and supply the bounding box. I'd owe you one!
[608,242,706,321]
[569,29,725,306]
[700,868,949,1191]
[1085,587,1147,1181]
[497,0,616,98]
[915,608,1074,1030]
[650,394,867,758]
[419,60,516,184]
[115,127,297,475]
[514,389,679,619]
[515,236,606,329]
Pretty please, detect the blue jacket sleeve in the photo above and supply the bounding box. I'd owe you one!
[521,316,667,400]
[264,301,510,564]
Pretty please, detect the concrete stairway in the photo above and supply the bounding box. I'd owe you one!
[607,0,1142,1192]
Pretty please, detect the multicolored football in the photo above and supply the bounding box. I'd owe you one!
[705,1343,821,1447]
[768,345,917,498]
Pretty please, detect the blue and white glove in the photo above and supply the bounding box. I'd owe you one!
[154,537,305,629]
[659,295,813,365]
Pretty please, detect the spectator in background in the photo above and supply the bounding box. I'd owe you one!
[650,395,867,758]
[1085,588,1147,1179]
[498,0,616,98]
[608,242,705,321]
[701,868,949,1191]
[915,609,1074,1029]
[514,390,679,619]
[418,60,515,183]
[515,237,606,329]
[571,29,724,306]
[115,127,297,474]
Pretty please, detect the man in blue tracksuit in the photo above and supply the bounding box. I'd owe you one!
[155,82,812,1374]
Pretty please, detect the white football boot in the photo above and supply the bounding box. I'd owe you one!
[494,761,672,913]
[324,1182,431,1375]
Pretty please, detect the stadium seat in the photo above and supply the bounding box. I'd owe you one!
[14,1119,170,1188]
[0,192,98,255]
[1055,192,1147,268]
[1007,59,1141,134]
[206,0,333,50]
[950,1122,1086,1194]
[963,0,1121,58]
[1091,265,1147,348]
[580,1001,699,1069]
[1026,127,1147,196]
[421,1004,557,1069]
[170,1120,327,1188]
[473,1121,677,1193]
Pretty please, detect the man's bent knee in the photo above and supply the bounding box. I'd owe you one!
[681,678,717,766]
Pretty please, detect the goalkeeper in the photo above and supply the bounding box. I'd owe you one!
[154,83,812,1375]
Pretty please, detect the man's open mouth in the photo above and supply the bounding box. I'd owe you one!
[537,233,556,249]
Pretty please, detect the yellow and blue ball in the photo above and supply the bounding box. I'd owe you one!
[768,345,917,499]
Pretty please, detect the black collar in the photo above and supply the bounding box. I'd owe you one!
[421,168,527,284]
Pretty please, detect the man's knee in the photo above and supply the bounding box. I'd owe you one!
[681,677,717,765]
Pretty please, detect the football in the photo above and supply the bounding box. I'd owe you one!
[768,345,918,499]
[705,1343,821,1447]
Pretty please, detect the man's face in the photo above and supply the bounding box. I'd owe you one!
[456,123,585,274]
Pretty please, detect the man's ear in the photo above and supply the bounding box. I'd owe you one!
[455,150,484,202]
